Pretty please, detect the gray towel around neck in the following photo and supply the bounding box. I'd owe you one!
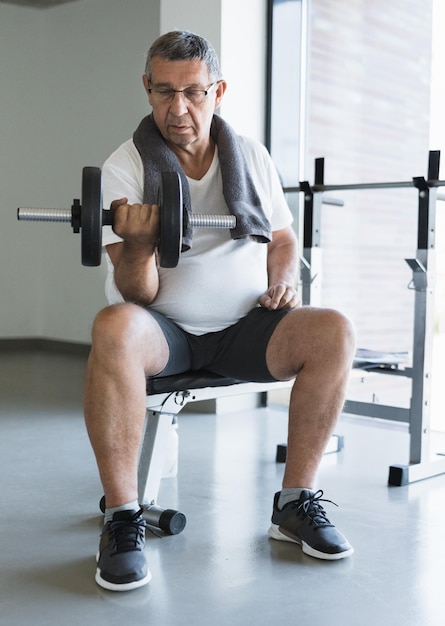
[132,113,272,251]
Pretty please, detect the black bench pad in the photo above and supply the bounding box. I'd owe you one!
[146,370,244,395]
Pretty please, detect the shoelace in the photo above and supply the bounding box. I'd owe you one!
[107,508,146,554]
[297,490,337,529]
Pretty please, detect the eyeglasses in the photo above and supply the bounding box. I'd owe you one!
[148,82,216,105]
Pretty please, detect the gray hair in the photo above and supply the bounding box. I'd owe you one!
[145,30,222,81]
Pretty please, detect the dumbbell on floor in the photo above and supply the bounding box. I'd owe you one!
[98,495,186,536]
[17,167,236,268]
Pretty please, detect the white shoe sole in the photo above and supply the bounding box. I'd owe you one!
[95,550,152,591]
[268,523,354,561]
[95,567,152,591]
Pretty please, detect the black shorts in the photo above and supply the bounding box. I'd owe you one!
[147,306,291,383]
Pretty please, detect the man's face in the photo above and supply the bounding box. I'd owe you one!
[143,57,226,152]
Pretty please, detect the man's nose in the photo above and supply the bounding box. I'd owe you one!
[169,91,189,116]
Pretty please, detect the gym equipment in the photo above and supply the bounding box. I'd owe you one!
[98,494,186,536]
[283,150,445,486]
[138,371,299,534]
[17,167,236,268]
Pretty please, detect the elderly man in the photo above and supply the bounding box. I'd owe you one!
[84,30,356,591]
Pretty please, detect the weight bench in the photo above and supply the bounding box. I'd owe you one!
[132,350,419,534]
[124,370,346,535]
[132,371,295,534]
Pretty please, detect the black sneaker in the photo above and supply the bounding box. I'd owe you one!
[268,489,354,560]
[95,509,152,591]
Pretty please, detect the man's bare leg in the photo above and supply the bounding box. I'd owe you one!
[266,306,355,487]
[84,303,170,508]
[266,307,356,559]
[84,303,171,591]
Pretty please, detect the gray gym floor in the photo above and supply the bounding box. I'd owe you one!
[1,346,445,626]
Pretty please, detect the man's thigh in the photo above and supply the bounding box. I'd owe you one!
[148,306,293,382]
[147,309,193,377]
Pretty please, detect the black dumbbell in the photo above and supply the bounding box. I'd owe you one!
[99,495,186,535]
[17,167,236,268]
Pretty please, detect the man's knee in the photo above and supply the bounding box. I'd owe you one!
[91,304,152,356]
[90,304,170,375]
[267,307,356,377]
[318,308,356,357]
[300,308,356,362]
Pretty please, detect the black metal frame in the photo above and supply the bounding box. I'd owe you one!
[265,0,274,151]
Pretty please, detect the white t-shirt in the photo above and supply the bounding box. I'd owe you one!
[101,135,293,335]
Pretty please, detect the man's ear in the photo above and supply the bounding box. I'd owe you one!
[214,80,228,109]
[142,74,151,98]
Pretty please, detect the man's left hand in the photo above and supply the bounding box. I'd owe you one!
[258,282,301,310]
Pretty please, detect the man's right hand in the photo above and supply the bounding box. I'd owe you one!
[106,198,161,305]
[111,198,160,251]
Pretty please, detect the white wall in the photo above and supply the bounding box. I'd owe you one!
[220,0,267,141]
[1,0,160,343]
[0,4,47,338]
[160,0,222,53]
[0,0,267,344]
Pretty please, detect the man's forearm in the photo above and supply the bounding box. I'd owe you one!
[267,240,299,288]
[113,242,160,306]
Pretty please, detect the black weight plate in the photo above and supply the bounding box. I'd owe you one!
[158,509,187,535]
[81,166,103,267]
[158,171,182,268]
[99,495,106,513]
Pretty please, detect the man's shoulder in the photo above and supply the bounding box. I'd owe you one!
[237,134,267,154]
[236,134,273,173]
[104,138,140,169]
